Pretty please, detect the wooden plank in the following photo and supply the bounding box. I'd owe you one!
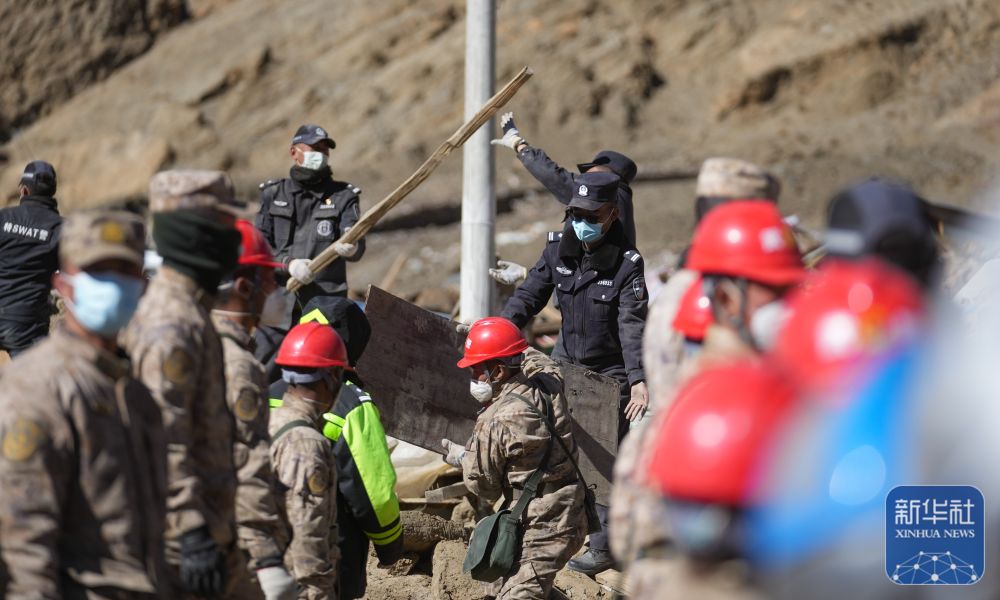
[357,286,476,454]
[424,481,471,503]
[559,362,621,505]
[357,287,620,504]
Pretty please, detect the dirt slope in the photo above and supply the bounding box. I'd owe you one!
[2,0,1000,294]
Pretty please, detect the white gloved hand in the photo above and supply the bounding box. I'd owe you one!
[257,565,297,600]
[490,112,526,151]
[333,241,359,258]
[489,260,528,286]
[441,439,466,468]
[288,259,316,285]
[455,321,471,335]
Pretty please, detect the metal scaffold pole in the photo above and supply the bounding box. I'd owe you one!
[459,0,496,322]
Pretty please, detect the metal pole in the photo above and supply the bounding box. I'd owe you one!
[460,0,496,322]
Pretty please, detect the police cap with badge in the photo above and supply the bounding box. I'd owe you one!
[568,171,621,212]
[291,124,336,149]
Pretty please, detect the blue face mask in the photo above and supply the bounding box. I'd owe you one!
[571,217,606,243]
[66,271,143,337]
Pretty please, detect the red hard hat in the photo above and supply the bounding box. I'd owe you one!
[276,322,349,369]
[771,258,923,392]
[457,317,528,369]
[672,275,713,341]
[236,219,281,268]
[687,200,806,286]
[644,360,796,506]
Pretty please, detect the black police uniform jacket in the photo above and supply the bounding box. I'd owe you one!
[517,145,637,244]
[0,195,61,321]
[502,220,647,385]
[255,173,365,304]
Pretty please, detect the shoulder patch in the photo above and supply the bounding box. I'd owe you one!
[2,417,45,462]
[307,468,329,495]
[234,389,261,422]
[347,183,361,195]
[547,231,563,243]
[633,276,647,301]
[258,179,280,191]
[163,348,194,386]
[625,250,641,263]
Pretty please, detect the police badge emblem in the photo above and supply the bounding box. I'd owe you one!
[316,220,333,237]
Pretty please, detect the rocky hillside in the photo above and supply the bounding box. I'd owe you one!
[3,0,1000,295]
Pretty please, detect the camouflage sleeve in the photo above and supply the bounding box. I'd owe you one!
[132,332,208,536]
[462,417,515,504]
[0,406,70,599]
[642,270,696,407]
[276,438,338,598]
[227,369,284,568]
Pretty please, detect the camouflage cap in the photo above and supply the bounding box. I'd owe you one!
[695,158,781,201]
[60,210,145,269]
[148,169,247,215]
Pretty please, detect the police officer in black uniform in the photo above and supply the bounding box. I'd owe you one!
[500,170,648,575]
[491,111,638,244]
[0,161,62,356]
[255,124,366,380]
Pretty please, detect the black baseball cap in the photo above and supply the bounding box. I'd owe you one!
[568,171,621,211]
[577,150,637,184]
[291,124,336,149]
[20,160,57,196]
[825,178,939,286]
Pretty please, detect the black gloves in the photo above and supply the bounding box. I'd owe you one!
[180,525,226,597]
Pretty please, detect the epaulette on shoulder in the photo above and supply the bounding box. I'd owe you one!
[345,182,361,195]
[258,179,280,191]
[624,249,642,263]
[547,231,563,243]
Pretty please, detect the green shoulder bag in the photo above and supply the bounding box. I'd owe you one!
[463,395,554,582]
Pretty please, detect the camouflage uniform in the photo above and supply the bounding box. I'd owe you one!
[122,170,248,596]
[461,348,587,600]
[0,211,173,598]
[270,391,339,599]
[212,314,288,592]
[616,325,755,593]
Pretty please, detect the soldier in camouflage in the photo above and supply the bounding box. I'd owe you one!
[269,321,346,599]
[0,210,172,598]
[443,318,586,600]
[212,220,296,600]
[122,170,248,598]
[610,158,783,573]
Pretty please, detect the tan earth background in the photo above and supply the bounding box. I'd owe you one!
[4,0,1000,300]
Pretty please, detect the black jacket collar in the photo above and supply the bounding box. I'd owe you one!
[558,220,627,273]
[20,194,58,212]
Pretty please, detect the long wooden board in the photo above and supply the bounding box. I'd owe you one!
[357,286,620,504]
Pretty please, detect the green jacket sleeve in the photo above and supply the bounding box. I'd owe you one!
[332,383,403,564]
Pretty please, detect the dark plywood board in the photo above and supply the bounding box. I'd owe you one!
[358,286,620,503]
[357,286,477,454]
[559,362,621,505]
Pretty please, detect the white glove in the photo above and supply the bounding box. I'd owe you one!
[333,241,359,258]
[257,565,297,600]
[455,321,471,335]
[441,439,466,468]
[490,112,526,151]
[288,259,316,285]
[489,260,528,286]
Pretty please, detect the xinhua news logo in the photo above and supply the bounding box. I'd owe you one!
[885,485,984,585]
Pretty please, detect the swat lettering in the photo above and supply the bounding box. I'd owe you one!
[2,221,49,241]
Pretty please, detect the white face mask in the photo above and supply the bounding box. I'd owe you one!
[259,288,291,328]
[749,299,788,351]
[300,150,328,171]
[470,380,494,404]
